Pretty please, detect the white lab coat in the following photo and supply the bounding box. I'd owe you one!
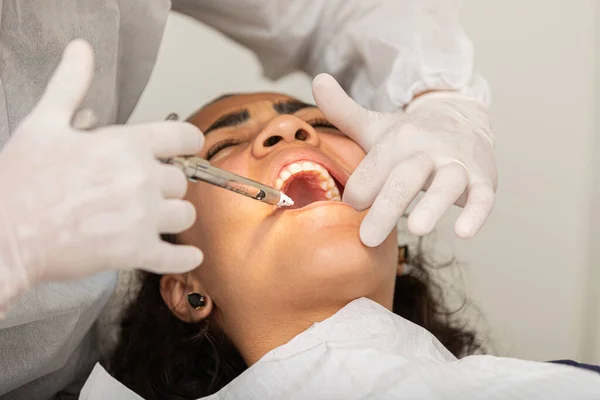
[79,298,600,400]
[0,1,487,398]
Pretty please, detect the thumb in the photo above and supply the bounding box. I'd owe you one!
[312,73,381,151]
[33,39,95,125]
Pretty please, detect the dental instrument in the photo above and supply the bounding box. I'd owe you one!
[165,156,294,207]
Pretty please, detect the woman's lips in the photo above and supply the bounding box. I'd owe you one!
[277,199,356,214]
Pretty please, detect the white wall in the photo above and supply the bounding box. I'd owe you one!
[452,1,597,363]
[587,1,600,363]
[130,1,600,362]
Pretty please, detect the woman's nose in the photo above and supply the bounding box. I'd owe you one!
[251,115,320,158]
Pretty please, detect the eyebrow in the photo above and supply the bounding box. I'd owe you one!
[204,99,317,135]
[204,109,250,134]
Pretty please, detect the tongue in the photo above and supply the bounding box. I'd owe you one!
[284,174,328,209]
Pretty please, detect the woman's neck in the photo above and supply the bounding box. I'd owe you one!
[229,292,394,365]
[234,305,346,365]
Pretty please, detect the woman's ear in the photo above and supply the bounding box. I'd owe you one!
[160,273,213,323]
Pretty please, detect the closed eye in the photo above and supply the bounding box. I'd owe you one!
[205,139,242,160]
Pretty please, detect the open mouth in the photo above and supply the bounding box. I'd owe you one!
[275,160,345,210]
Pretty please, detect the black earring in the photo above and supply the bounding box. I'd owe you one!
[188,293,207,310]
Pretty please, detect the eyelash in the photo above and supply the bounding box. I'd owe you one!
[205,138,242,160]
[205,119,338,159]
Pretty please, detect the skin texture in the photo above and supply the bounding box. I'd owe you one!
[160,93,398,365]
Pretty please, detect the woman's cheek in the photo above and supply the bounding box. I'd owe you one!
[322,136,366,171]
[211,148,252,175]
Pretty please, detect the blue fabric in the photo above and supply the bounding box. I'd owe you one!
[550,360,600,374]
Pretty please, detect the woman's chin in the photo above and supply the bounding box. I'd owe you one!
[274,200,366,232]
[272,226,398,305]
[271,201,397,277]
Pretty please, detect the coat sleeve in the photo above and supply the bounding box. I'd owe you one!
[172,0,489,111]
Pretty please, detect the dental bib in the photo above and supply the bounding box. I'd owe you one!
[81,298,600,399]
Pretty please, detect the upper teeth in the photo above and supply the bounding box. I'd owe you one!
[275,160,341,201]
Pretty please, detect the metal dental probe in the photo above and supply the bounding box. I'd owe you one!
[164,156,295,207]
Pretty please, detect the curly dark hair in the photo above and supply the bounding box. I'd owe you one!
[105,234,482,400]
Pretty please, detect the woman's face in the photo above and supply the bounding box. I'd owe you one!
[163,93,398,346]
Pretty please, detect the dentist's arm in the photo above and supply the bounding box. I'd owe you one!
[173,0,496,243]
[0,40,204,311]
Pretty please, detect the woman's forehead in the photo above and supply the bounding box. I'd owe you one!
[188,92,301,130]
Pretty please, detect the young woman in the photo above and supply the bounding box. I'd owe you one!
[81,93,600,400]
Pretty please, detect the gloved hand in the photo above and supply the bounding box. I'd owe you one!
[313,74,497,247]
[0,39,204,309]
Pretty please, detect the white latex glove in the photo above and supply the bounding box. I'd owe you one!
[313,74,497,247]
[0,40,204,309]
